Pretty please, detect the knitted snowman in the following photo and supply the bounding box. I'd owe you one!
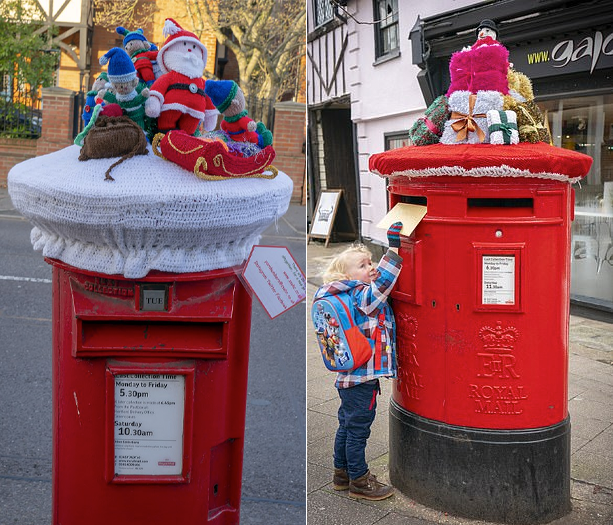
[98,47,150,130]
[116,26,159,87]
[145,18,217,135]
[205,80,273,147]
[473,19,499,47]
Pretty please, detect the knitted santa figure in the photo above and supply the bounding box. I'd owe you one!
[116,26,159,87]
[98,47,149,130]
[145,18,217,135]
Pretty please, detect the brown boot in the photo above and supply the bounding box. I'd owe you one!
[349,470,394,501]
[332,468,349,490]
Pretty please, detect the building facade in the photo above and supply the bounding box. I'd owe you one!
[307,0,613,312]
[50,0,225,94]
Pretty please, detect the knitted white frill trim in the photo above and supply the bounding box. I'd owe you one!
[29,225,263,278]
[9,144,293,279]
[372,164,583,183]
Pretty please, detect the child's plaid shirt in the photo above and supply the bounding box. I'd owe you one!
[314,250,402,389]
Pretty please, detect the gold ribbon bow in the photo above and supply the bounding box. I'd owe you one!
[450,94,486,142]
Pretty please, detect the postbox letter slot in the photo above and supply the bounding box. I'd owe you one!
[400,195,428,206]
[77,320,225,356]
[467,198,534,217]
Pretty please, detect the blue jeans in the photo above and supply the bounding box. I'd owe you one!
[333,379,380,480]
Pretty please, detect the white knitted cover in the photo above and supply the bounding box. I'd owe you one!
[8,145,293,278]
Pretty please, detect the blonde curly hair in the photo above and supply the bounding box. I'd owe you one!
[322,244,372,284]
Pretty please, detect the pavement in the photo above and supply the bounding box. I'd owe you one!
[307,240,613,525]
[3,183,612,524]
[0,185,19,218]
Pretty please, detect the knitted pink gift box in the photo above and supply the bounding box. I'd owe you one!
[447,43,509,96]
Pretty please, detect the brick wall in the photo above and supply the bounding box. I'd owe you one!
[0,138,38,187]
[0,87,75,186]
[273,102,306,204]
[36,87,76,157]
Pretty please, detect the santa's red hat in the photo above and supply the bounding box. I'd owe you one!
[157,18,208,75]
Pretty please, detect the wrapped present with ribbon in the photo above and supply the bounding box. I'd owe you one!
[441,90,502,144]
[447,43,509,96]
[504,97,551,144]
[518,100,551,144]
[487,110,519,145]
[408,95,450,146]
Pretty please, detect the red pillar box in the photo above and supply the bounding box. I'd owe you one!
[8,142,293,525]
[370,143,592,524]
[51,261,250,523]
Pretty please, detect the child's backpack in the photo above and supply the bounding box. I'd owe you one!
[311,293,384,372]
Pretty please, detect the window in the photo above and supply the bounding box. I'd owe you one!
[0,73,11,99]
[385,131,411,150]
[540,94,613,308]
[313,0,334,28]
[374,0,399,59]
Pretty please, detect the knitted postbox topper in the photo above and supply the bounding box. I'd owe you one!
[8,144,293,279]
[369,142,593,184]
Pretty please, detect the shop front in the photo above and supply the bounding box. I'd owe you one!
[411,0,613,313]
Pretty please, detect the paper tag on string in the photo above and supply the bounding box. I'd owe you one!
[242,246,306,319]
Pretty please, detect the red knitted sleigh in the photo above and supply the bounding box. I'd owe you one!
[152,130,277,180]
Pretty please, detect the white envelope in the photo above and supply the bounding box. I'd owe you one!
[376,203,427,236]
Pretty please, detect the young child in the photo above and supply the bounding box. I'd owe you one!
[314,222,403,500]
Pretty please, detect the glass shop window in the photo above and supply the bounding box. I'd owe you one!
[542,94,613,308]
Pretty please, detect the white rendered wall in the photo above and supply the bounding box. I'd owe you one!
[347,0,481,244]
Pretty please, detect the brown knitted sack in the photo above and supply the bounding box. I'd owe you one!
[79,115,148,180]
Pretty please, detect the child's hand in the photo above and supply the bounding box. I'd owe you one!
[387,222,403,248]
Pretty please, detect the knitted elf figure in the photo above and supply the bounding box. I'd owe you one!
[204,80,273,148]
[82,72,108,126]
[98,47,149,130]
[116,26,159,87]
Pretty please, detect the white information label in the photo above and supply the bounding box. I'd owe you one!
[482,256,515,305]
[114,374,185,476]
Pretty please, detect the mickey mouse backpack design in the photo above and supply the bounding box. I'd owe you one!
[311,294,384,372]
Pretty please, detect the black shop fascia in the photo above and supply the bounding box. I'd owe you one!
[410,0,613,104]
